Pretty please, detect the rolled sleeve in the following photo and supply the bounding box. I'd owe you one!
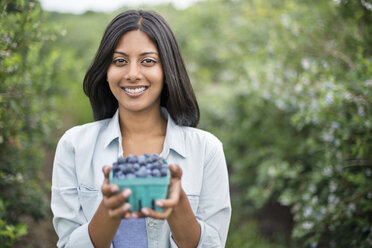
[196,143,231,247]
[169,142,231,248]
[52,186,94,248]
[51,132,95,248]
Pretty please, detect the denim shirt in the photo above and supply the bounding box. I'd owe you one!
[51,108,231,248]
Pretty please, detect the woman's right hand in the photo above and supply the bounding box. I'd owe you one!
[101,165,133,219]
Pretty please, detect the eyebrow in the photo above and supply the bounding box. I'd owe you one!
[113,51,159,56]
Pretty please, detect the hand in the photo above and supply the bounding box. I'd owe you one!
[101,165,133,219]
[140,164,183,219]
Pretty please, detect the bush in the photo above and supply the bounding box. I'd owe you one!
[200,0,372,247]
[0,0,63,246]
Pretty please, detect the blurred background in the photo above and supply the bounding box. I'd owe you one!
[1,0,371,247]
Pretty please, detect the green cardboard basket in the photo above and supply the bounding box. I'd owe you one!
[109,171,170,212]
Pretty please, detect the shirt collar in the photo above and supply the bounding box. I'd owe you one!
[162,108,186,158]
[102,108,186,158]
[103,109,121,149]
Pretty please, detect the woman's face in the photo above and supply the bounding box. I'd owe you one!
[107,30,163,115]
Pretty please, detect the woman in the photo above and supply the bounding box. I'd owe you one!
[51,9,231,248]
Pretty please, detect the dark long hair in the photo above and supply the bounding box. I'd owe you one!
[83,9,199,127]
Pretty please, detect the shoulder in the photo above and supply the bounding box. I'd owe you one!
[58,119,110,147]
[180,126,223,160]
[183,126,222,146]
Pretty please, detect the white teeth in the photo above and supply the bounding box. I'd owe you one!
[123,87,146,94]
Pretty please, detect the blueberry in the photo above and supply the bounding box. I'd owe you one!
[150,153,159,162]
[115,171,125,179]
[123,164,134,174]
[145,155,152,164]
[152,160,161,169]
[152,168,161,177]
[133,163,140,170]
[135,166,148,178]
[117,173,126,179]
[117,157,125,164]
[126,173,136,178]
[118,164,126,171]
[113,154,168,178]
[160,167,168,177]
[126,154,137,163]
[137,155,146,165]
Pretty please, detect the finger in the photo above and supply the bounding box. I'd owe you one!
[129,211,145,218]
[141,207,172,220]
[168,164,182,179]
[103,189,132,208]
[164,174,182,202]
[124,211,132,219]
[102,183,120,197]
[101,165,111,189]
[101,165,120,196]
[102,165,111,179]
[155,197,178,209]
[108,203,131,218]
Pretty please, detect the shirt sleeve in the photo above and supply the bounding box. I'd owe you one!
[51,132,96,248]
[195,143,231,247]
[168,142,231,248]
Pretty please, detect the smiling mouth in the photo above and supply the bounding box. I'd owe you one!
[121,86,148,94]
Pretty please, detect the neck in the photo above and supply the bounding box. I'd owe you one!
[118,107,167,139]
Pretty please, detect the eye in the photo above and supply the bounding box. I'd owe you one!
[113,58,127,66]
[141,58,157,66]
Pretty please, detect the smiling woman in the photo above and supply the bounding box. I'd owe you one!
[107,30,164,115]
[51,9,231,248]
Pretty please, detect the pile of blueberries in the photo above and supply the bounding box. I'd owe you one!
[112,153,168,179]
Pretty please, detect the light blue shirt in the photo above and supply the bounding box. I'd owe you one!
[51,108,231,248]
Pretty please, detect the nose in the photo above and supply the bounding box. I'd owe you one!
[125,63,141,82]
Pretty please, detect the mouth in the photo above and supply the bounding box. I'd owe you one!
[121,86,149,96]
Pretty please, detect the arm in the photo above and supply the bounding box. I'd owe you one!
[140,143,231,247]
[51,134,133,248]
[167,188,201,247]
[51,134,96,248]
[140,164,201,248]
[194,143,231,247]
[88,166,133,248]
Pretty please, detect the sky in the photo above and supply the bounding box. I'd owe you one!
[39,0,200,14]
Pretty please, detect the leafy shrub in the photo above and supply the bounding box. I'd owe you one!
[0,0,63,246]
[199,0,372,247]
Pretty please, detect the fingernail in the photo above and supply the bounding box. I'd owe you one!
[141,208,149,215]
[169,164,176,170]
[132,213,138,218]
[111,185,119,193]
[123,189,132,198]
[123,203,131,211]
[155,200,163,207]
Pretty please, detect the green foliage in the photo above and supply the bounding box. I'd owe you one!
[0,0,64,246]
[0,199,27,246]
[226,214,286,248]
[194,0,372,247]
[46,11,114,125]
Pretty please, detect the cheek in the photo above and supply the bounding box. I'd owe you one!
[107,66,120,83]
[148,67,163,85]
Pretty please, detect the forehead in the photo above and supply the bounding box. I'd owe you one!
[115,30,158,53]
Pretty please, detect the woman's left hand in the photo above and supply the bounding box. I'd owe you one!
[140,164,183,219]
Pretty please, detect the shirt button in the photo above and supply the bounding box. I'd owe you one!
[148,221,155,227]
